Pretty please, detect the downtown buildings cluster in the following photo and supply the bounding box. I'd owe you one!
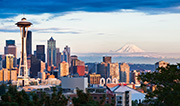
[0,18,171,106]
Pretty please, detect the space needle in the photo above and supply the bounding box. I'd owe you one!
[16,18,32,86]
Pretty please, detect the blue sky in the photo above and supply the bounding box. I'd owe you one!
[0,0,180,57]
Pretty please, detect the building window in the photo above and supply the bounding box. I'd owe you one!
[118,101,122,104]
[106,101,109,104]
[94,97,97,99]
[112,97,114,100]
[100,97,103,99]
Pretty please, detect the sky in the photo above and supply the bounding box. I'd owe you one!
[0,0,180,58]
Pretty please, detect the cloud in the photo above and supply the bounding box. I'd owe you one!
[67,18,82,21]
[0,0,180,18]
[0,28,19,33]
[32,27,80,34]
[0,27,80,34]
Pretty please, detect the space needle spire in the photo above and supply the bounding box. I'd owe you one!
[16,17,32,86]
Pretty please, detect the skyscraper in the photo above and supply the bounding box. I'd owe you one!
[97,62,108,79]
[64,45,71,67]
[56,48,61,68]
[0,55,2,70]
[36,45,45,62]
[63,50,68,62]
[26,31,32,57]
[4,40,17,67]
[5,54,14,69]
[0,68,17,82]
[120,63,130,84]
[47,37,56,67]
[85,63,97,74]
[30,55,45,78]
[60,61,69,77]
[4,40,17,58]
[73,65,85,76]
[108,63,119,81]
[70,55,85,75]
[6,40,15,46]
[103,56,111,63]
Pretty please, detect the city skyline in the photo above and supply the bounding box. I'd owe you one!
[0,1,180,57]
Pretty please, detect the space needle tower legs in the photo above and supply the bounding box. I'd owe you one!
[16,18,32,87]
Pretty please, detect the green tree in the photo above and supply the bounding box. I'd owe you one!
[0,84,6,96]
[72,88,100,106]
[139,64,180,106]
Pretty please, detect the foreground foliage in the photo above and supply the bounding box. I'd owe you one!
[0,85,113,106]
[72,88,106,106]
[139,64,180,106]
[0,85,68,106]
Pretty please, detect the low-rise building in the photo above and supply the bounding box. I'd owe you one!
[61,77,88,92]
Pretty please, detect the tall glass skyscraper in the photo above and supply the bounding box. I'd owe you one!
[26,31,32,57]
[64,45,71,67]
[4,40,17,67]
[36,45,45,62]
[47,37,56,67]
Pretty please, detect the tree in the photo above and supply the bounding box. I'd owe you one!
[72,88,99,106]
[0,84,6,96]
[138,64,180,106]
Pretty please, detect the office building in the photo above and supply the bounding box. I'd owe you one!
[27,56,31,69]
[4,40,17,67]
[97,62,108,79]
[56,48,61,68]
[73,65,85,76]
[85,63,97,74]
[0,68,17,82]
[6,40,15,46]
[62,50,68,62]
[0,55,3,70]
[30,55,45,78]
[103,56,111,63]
[85,65,89,74]
[61,77,88,92]
[155,61,169,72]
[60,61,69,77]
[38,71,46,80]
[71,56,85,66]
[4,43,16,57]
[70,55,85,75]
[5,54,14,69]
[64,45,71,67]
[108,63,119,81]
[89,74,101,84]
[120,63,130,84]
[36,45,45,62]
[71,55,78,60]
[131,70,140,84]
[47,37,56,67]
[4,40,17,58]
[26,31,32,57]
[60,52,64,63]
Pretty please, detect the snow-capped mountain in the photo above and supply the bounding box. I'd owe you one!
[115,44,145,53]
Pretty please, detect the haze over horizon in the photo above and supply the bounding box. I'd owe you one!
[0,0,180,58]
